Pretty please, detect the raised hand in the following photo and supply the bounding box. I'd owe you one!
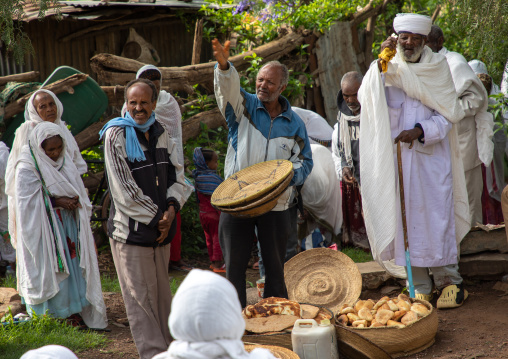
[212,38,231,71]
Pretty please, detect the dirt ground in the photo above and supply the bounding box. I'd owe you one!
[78,251,508,359]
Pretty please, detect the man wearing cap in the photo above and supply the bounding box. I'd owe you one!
[212,39,313,308]
[427,25,494,226]
[359,13,470,308]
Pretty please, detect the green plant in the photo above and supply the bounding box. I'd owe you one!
[341,246,373,263]
[100,274,121,293]
[170,278,183,295]
[0,274,16,289]
[0,311,107,359]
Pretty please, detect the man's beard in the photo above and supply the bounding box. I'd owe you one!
[347,104,361,114]
[256,89,280,103]
[397,42,425,63]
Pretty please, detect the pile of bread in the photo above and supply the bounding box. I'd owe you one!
[242,297,332,334]
[335,294,431,329]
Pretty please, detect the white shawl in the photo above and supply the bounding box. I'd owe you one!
[338,111,360,168]
[153,269,275,359]
[359,47,470,265]
[13,122,107,329]
[439,47,494,167]
[301,144,342,235]
[6,90,88,246]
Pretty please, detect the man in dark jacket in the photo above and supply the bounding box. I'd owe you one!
[332,71,369,249]
[102,79,186,359]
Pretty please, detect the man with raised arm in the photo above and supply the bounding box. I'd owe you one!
[212,39,313,307]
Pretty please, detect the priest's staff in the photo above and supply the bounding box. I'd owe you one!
[397,141,415,298]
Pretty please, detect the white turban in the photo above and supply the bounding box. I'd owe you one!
[393,13,432,36]
[154,269,275,359]
[20,345,78,359]
[469,60,489,75]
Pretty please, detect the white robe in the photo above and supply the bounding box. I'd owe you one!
[385,86,457,267]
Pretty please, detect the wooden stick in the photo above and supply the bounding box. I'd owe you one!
[431,5,441,22]
[191,19,204,65]
[0,71,40,86]
[3,74,88,125]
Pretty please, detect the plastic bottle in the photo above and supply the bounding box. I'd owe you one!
[291,318,339,359]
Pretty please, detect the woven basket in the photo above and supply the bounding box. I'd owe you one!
[242,306,333,350]
[217,172,294,218]
[212,160,293,207]
[335,299,438,358]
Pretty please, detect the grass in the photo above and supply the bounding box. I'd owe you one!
[100,274,121,293]
[0,311,107,359]
[0,275,16,289]
[170,278,182,295]
[341,246,373,263]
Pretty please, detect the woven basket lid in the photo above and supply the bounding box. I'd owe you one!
[211,160,293,207]
[284,248,362,315]
[216,172,294,217]
[244,344,300,359]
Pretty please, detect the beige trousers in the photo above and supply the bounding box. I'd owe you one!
[110,239,172,359]
[465,165,483,226]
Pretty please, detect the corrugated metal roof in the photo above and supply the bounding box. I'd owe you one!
[22,0,231,22]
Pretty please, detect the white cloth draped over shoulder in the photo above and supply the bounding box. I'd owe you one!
[12,122,107,329]
[6,89,87,247]
[300,144,342,235]
[291,107,333,149]
[358,47,470,270]
[439,47,494,168]
[153,269,275,359]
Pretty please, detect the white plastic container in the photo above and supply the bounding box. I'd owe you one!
[291,318,339,359]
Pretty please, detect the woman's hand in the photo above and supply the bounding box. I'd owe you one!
[54,196,81,210]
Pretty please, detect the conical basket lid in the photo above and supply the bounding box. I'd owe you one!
[212,160,293,207]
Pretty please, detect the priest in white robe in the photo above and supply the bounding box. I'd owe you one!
[427,25,494,226]
[359,13,472,309]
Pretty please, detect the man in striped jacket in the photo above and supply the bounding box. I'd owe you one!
[213,39,313,307]
[102,79,186,359]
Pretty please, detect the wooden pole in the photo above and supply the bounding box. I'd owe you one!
[0,71,40,86]
[191,19,204,65]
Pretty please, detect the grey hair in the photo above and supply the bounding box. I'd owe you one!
[124,78,158,103]
[341,71,363,88]
[260,61,289,87]
[428,25,444,42]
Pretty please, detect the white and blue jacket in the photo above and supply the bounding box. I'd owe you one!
[214,63,313,211]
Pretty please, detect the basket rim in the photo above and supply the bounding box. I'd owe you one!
[211,160,293,207]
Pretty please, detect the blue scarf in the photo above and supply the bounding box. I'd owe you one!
[99,111,156,162]
[192,147,223,195]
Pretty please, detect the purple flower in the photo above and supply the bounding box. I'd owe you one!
[233,0,255,15]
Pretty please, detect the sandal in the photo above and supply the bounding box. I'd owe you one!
[436,284,468,309]
[415,292,434,302]
[210,264,226,273]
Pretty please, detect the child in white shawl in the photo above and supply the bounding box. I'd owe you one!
[152,269,275,359]
[6,89,87,247]
[12,122,106,329]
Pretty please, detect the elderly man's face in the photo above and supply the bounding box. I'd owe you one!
[342,80,361,115]
[33,93,58,122]
[256,66,286,104]
[397,32,426,62]
[126,83,156,125]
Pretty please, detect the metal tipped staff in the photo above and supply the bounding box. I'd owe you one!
[397,141,415,298]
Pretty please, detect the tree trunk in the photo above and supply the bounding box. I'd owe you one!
[2,74,88,126]
[101,85,179,108]
[0,71,40,86]
[75,118,109,151]
[90,30,309,94]
[182,107,227,143]
[192,19,204,65]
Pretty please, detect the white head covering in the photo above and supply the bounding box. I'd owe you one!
[468,59,489,75]
[156,269,275,359]
[20,345,78,359]
[393,13,432,36]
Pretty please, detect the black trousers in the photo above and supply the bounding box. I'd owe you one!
[219,209,291,307]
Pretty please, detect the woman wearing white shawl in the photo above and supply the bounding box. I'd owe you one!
[12,122,107,329]
[6,89,87,247]
[152,269,275,359]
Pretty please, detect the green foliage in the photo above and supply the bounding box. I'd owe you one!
[0,274,16,289]
[341,246,373,263]
[0,0,60,64]
[100,274,121,293]
[170,278,182,295]
[489,92,508,134]
[0,311,106,359]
